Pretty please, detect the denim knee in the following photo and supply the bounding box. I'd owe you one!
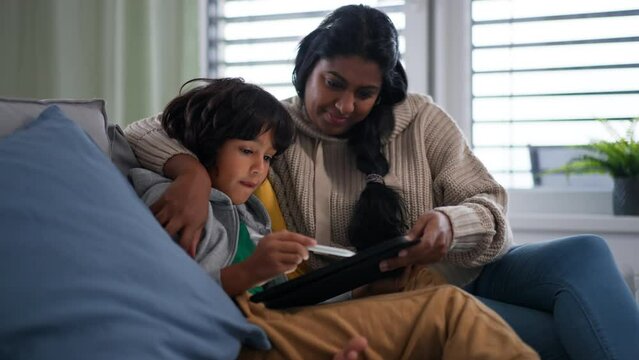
[550,235,614,270]
[568,234,611,258]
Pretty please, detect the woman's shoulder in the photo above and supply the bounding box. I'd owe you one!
[280,96,306,126]
[391,93,453,137]
[393,93,448,121]
[280,96,302,113]
[404,93,434,108]
[280,96,341,142]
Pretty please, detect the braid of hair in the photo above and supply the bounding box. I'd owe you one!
[347,104,408,250]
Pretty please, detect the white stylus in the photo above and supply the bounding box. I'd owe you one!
[308,245,356,257]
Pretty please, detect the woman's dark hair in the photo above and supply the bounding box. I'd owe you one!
[292,5,409,249]
[161,78,295,169]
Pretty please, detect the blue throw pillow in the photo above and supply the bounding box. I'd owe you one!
[0,106,269,359]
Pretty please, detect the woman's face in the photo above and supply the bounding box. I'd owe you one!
[303,56,382,137]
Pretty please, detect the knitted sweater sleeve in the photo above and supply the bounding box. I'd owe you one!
[419,103,512,267]
[123,115,195,175]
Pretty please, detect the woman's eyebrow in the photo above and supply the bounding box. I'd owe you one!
[326,71,380,91]
[326,71,346,82]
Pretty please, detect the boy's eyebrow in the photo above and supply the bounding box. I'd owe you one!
[326,71,380,91]
[249,138,276,154]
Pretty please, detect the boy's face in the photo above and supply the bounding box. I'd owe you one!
[208,130,276,205]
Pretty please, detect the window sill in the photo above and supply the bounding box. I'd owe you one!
[508,188,613,215]
[509,212,639,234]
[507,188,639,234]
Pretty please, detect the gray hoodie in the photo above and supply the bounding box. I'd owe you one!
[128,168,282,287]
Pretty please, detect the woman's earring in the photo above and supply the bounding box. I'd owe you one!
[375,96,382,105]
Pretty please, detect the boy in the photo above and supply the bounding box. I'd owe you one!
[129,77,314,296]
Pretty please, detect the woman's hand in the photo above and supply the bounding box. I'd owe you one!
[379,211,453,272]
[151,154,211,257]
[221,231,315,296]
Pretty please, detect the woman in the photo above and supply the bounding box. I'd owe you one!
[125,5,638,359]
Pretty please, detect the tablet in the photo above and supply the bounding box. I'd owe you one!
[249,236,419,309]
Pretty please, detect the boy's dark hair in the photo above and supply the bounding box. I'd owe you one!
[161,78,295,169]
[292,5,409,250]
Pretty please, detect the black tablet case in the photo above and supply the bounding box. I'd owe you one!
[249,236,419,309]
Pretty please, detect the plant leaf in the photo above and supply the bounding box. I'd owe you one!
[545,118,639,178]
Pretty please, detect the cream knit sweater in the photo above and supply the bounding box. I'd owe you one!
[124,94,512,286]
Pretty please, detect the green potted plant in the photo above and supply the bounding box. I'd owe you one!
[549,118,639,215]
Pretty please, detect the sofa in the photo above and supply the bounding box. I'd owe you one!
[0,98,270,359]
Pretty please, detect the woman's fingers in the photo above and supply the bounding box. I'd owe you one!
[164,218,183,238]
[379,245,413,272]
[181,227,202,258]
[406,213,429,240]
[149,198,165,216]
[380,211,453,272]
[381,236,443,271]
[148,191,207,258]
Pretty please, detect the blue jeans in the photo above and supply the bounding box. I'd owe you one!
[465,235,639,360]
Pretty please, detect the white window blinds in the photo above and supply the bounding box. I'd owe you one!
[206,0,406,100]
[471,0,639,188]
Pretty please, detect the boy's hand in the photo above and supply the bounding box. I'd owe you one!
[221,231,316,296]
[245,231,316,283]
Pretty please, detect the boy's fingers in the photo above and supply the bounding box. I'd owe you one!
[334,336,368,360]
[274,231,316,246]
[289,233,316,246]
[277,253,305,266]
[348,336,368,352]
[273,240,310,261]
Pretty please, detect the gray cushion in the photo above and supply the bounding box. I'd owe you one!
[0,97,109,154]
[108,123,141,177]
